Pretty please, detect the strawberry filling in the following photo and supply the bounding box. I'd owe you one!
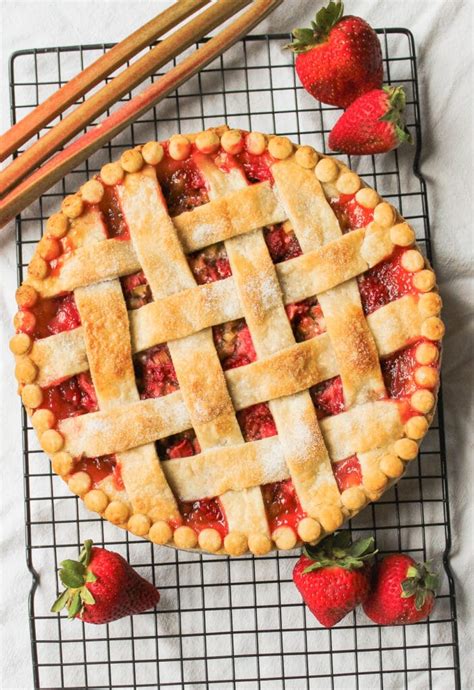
[179,496,228,538]
[134,344,179,399]
[18,292,81,339]
[156,429,201,460]
[262,479,306,533]
[40,372,98,420]
[213,319,257,370]
[286,298,326,341]
[358,247,415,315]
[332,454,362,492]
[381,340,439,400]
[237,403,277,442]
[188,243,232,284]
[330,193,374,232]
[214,149,274,184]
[310,376,345,419]
[264,223,302,263]
[156,154,209,216]
[74,455,124,491]
[100,186,130,240]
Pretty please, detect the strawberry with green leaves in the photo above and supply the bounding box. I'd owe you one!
[51,540,160,624]
[293,531,377,628]
[363,554,438,625]
[329,86,412,155]
[287,1,383,109]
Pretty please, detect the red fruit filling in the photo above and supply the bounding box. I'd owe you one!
[213,319,256,370]
[74,455,124,491]
[262,479,306,533]
[264,223,302,263]
[381,341,439,400]
[286,298,326,341]
[358,247,415,316]
[188,243,232,284]
[18,293,81,339]
[330,193,374,232]
[310,376,345,420]
[332,454,362,493]
[237,403,277,442]
[134,344,179,399]
[100,185,130,240]
[40,372,98,420]
[121,271,152,310]
[156,429,201,460]
[179,496,228,537]
[214,149,274,184]
[156,154,209,216]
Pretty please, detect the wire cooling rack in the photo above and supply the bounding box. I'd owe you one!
[10,29,461,690]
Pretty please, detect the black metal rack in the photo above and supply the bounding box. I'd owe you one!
[10,30,461,689]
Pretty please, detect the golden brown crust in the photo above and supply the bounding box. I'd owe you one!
[12,128,443,557]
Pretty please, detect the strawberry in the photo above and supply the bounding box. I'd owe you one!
[293,531,377,627]
[51,540,160,624]
[363,554,438,625]
[287,1,383,109]
[328,86,413,155]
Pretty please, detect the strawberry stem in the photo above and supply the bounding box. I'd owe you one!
[303,530,377,572]
[400,560,439,610]
[287,1,345,53]
[51,539,97,619]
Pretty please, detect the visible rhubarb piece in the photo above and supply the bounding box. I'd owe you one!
[310,376,345,419]
[134,344,179,399]
[237,402,277,441]
[264,223,302,262]
[100,185,130,239]
[179,496,228,538]
[40,372,98,420]
[286,297,325,341]
[357,247,415,315]
[156,429,201,460]
[213,319,256,370]
[156,155,208,216]
[188,243,232,284]
[262,479,305,533]
[332,455,362,493]
[121,271,152,310]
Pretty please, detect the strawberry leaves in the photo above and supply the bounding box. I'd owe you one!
[303,531,377,573]
[51,539,97,619]
[287,1,345,52]
[401,561,439,611]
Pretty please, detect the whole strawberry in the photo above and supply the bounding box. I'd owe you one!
[293,531,377,627]
[287,1,383,109]
[51,540,160,624]
[363,554,438,625]
[329,86,412,155]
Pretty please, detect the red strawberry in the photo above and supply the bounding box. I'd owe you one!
[363,554,438,625]
[287,1,383,109]
[293,531,377,627]
[328,86,412,154]
[51,540,160,624]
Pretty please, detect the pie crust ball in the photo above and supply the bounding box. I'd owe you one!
[414,269,436,292]
[38,236,61,261]
[169,134,191,161]
[28,255,49,280]
[173,525,198,549]
[295,145,319,169]
[224,531,248,556]
[405,415,429,440]
[336,172,361,195]
[51,451,74,476]
[105,500,130,525]
[128,513,151,537]
[341,486,366,511]
[40,429,63,453]
[297,517,321,543]
[21,383,43,408]
[68,471,92,496]
[221,129,244,155]
[149,520,173,545]
[195,130,220,154]
[248,533,272,556]
[272,526,297,550]
[198,528,222,553]
[80,179,105,205]
[411,389,435,414]
[142,141,164,165]
[268,136,293,160]
[394,438,419,461]
[84,489,109,513]
[120,148,144,173]
[373,202,396,228]
[379,453,405,479]
[32,409,55,433]
[61,194,83,219]
[100,161,124,186]
[355,187,380,209]
[9,333,32,356]
[46,212,69,238]
[245,131,267,156]
[390,222,415,247]
[315,157,338,183]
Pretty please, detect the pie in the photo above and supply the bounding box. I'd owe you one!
[10,125,444,556]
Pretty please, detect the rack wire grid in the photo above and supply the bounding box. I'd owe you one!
[9,29,461,690]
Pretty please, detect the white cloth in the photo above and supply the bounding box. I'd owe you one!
[1,1,472,688]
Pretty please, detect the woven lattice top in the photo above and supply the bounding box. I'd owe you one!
[11,126,444,556]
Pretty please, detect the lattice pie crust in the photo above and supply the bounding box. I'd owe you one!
[11,126,444,556]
